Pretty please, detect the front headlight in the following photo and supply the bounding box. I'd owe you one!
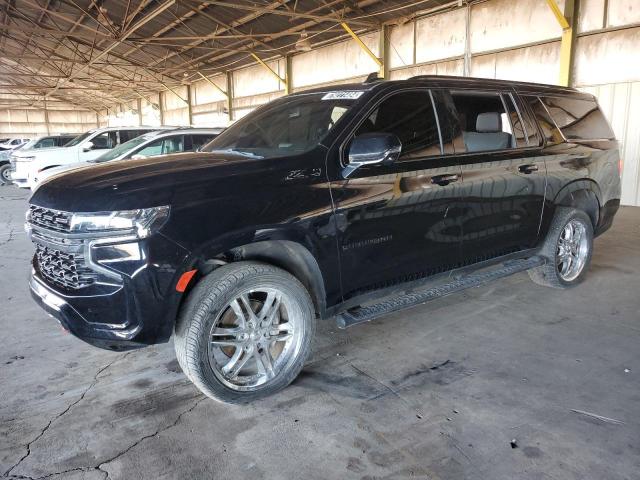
[69,206,170,239]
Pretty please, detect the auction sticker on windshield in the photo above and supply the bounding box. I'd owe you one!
[321,91,364,100]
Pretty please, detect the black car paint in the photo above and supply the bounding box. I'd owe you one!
[28,77,621,350]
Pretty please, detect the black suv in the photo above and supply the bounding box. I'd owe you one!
[27,76,620,403]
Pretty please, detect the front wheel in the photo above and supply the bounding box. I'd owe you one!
[528,207,594,288]
[174,262,315,403]
[0,164,11,186]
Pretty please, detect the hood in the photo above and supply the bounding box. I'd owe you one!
[13,146,66,158]
[30,151,260,212]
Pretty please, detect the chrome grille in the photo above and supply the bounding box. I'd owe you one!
[35,244,96,289]
[29,205,72,233]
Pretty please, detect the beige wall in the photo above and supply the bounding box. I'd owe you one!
[0,104,97,138]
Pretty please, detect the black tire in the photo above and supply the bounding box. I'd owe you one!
[0,164,11,186]
[174,261,315,404]
[528,207,594,289]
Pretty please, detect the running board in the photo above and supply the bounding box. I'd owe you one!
[336,256,545,329]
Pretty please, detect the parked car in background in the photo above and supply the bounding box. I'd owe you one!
[24,134,79,150]
[33,128,223,189]
[2,134,80,185]
[10,126,169,189]
[26,76,620,403]
[0,138,29,151]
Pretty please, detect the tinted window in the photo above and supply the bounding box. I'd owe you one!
[119,130,138,143]
[65,131,94,147]
[91,131,116,149]
[355,90,440,159]
[525,96,563,145]
[448,91,515,153]
[161,136,183,154]
[540,96,615,141]
[119,129,155,143]
[35,138,56,148]
[57,136,76,146]
[191,134,217,151]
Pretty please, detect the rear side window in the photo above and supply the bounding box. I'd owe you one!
[540,96,615,141]
[525,96,563,145]
[447,91,516,153]
[58,136,76,146]
[191,134,217,151]
[354,90,441,160]
[119,129,152,143]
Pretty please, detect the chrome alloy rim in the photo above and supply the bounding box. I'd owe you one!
[1,168,10,181]
[207,288,302,391]
[556,219,589,282]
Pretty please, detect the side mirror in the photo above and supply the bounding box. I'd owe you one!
[81,141,94,152]
[131,154,147,160]
[344,132,401,178]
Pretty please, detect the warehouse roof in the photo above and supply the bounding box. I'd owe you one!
[0,0,456,112]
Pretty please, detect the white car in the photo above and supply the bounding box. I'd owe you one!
[0,138,29,151]
[11,126,167,189]
[2,134,80,185]
[33,128,223,190]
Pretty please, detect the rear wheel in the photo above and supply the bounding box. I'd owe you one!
[0,164,11,186]
[174,261,315,403]
[528,207,594,288]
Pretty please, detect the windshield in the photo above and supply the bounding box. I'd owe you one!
[64,130,95,147]
[90,133,159,163]
[21,139,36,149]
[202,91,364,158]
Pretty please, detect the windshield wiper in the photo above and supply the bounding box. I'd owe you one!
[210,148,264,159]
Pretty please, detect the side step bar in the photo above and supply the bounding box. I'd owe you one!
[336,256,545,329]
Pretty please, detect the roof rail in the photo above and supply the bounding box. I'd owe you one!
[406,74,579,91]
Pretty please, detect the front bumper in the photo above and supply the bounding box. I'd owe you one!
[30,273,144,350]
[28,229,190,351]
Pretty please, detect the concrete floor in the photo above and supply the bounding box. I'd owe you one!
[0,185,639,480]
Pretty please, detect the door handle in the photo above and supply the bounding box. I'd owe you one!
[518,164,539,174]
[431,173,459,186]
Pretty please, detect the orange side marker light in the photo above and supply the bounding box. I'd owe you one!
[176,269,198,292]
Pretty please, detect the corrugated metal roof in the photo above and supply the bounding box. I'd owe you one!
[0,0,457,111]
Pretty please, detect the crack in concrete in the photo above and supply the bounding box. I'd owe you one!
[3,353,132,479]
[7,394,206,480]
[0,227,15,247]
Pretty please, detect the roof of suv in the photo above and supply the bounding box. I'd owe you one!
[294,75,588,99]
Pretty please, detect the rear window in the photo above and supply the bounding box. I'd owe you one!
[540,96,615,141]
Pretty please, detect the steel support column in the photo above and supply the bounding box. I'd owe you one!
[226,71,233,123]
[158,92,164,126]
[43,97,50,135]
[379,25,390,79]
[186,84,193,125]
[546,0,577,86]
[285,55,293,94]
[136,98,142,126]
